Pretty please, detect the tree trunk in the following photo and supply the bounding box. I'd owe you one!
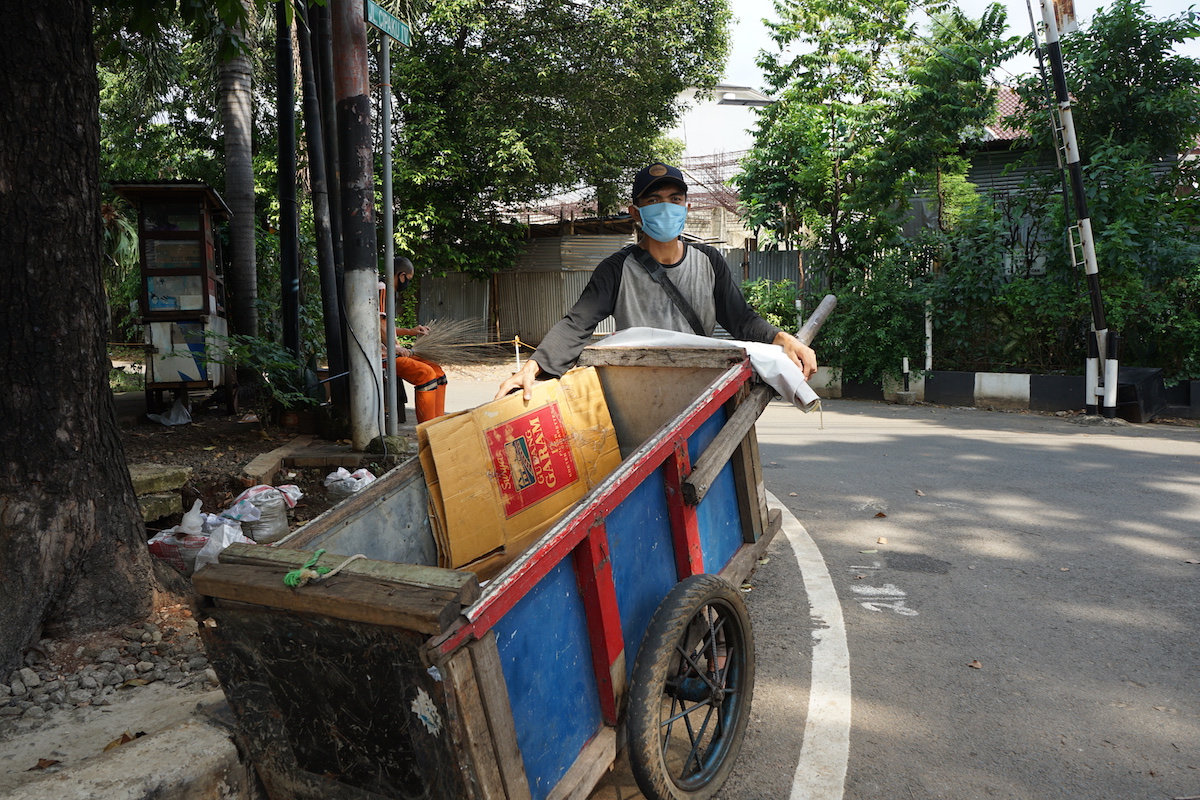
[0,0,155,673]
[220,6,258,339]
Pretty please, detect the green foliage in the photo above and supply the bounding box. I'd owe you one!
[206,332,318,427]
[820,240,931,383]
[392,0,731,277]
[1010,0,1200,163]
[737,0,1017,286]
[740,279,799,332]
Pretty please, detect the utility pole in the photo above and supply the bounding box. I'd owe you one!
[1036,0,1119,417]
[331,0,382,449]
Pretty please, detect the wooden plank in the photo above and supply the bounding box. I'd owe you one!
[545,727,617,800]
[192,563,462,635]
[469,633,533,800]
[682,383,773,505]
[719,507,782,588]
[216,543,480,605]
[570,520,627,726]
[578,345,745,370]
[664,444,704,580]
[729,424,768,544]
[444,647,508,800]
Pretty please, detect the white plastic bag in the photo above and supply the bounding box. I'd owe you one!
[147,527,208,575]
[233,484,303,544]
[146,395,192,426]
[323,467,377,500]
[193,518,255,573]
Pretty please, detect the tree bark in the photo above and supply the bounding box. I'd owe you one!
[220,5,258,339]
[0,0,155,673]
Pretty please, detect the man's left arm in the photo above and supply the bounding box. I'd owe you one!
[708,248,818,378]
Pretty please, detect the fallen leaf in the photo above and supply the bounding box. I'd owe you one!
[1185,559,1200,565]
[877,537,888,545]
[739,583,752,593]
[104,731,137,752]
[757,557,771,565]
[874,512,887,518]
[968,660,983,669]
[118,678,149,689]
[202,446,216,451]
[915,489,926,496]
[859,549,878,554]
[28,758,60,771]
[788,492,798,497]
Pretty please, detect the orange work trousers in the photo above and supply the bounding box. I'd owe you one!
[392,356,447,423]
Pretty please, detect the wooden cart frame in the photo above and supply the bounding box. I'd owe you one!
[195,346,781,800]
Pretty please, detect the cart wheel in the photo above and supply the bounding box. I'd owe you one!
[628,574,754,800]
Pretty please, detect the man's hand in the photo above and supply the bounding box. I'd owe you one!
[773,331,818,379]
[494,358,542,402]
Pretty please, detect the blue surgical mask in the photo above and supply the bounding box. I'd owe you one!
[637,202,688,243]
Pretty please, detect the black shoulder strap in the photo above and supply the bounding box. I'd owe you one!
[628,245,706,336]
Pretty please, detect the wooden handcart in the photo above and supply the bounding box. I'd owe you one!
[194,345,783,800]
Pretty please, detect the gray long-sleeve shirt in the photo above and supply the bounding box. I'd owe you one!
[531,242,781,377]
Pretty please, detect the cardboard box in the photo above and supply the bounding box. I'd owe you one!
[417,367,622,576]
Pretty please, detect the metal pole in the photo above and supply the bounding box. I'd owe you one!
[1037,0,1118,417]
[381,36,398,435]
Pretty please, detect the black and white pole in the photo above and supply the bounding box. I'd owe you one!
[1038,0,1119,417]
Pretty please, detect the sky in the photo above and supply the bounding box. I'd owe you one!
[672,0,1199,157]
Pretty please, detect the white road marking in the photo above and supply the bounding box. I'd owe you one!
[850,581,919,616]
[767,491,852,800]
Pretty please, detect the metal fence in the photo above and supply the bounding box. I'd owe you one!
[419,240,818,346]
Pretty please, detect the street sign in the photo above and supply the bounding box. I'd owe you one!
[365,0,410,45]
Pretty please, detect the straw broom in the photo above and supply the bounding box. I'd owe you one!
[407,318,507,366]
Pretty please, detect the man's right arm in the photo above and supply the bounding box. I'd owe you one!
[495,253,624,400]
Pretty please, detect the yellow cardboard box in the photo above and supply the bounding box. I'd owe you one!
[417,367,622,576]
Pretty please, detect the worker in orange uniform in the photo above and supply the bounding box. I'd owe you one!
[380,257,447,423]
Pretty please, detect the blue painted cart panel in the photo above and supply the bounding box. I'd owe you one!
[605,462,679,680]
[493,557,603,800]
[690,410,743,576]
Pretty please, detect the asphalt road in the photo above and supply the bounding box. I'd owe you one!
[590,397,1200,800]
[750,398,1200,800]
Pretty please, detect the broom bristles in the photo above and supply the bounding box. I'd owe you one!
[409,318,508,366]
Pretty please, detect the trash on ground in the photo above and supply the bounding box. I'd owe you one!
[324,467,377,500]
[146,395,191,426]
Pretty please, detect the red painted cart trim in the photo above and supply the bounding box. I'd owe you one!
[435,359,752,657]
[664,444,703,579]
[571,519,625,725]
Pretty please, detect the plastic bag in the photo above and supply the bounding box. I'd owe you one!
[148,527,208,575]
[324,467,377,500]
[146,395,192,426]
[233,484,303,544]
[193,518,255,573]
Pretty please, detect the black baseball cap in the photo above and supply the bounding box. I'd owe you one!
[632,162,688,202]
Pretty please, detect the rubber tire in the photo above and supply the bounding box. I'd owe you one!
[627,574,755,800]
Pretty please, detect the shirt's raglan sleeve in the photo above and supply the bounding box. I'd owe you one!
[530,251,625,377]
[704,245,782,344]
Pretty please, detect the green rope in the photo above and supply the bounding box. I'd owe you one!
[284,549,331,588]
